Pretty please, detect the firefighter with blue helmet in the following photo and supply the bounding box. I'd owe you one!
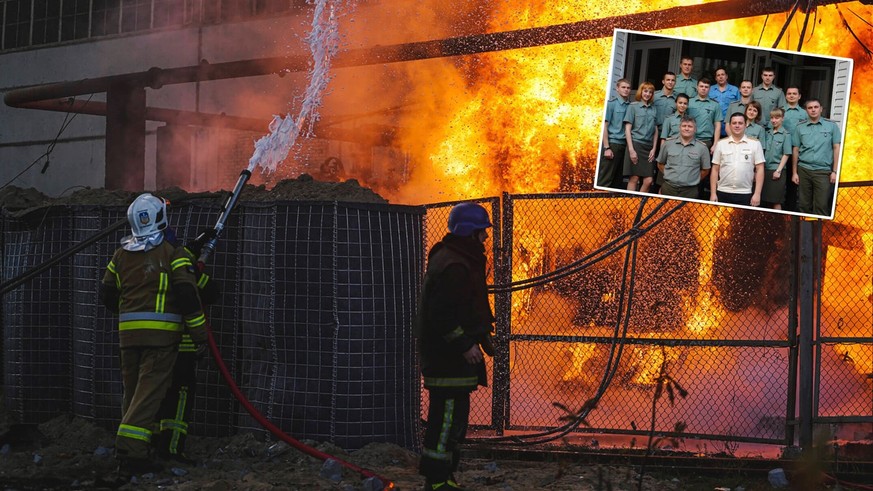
[417,202,496,491]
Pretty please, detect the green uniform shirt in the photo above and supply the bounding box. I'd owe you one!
[726,100,749,120]
[653,90,677,128]
[792,119,842,171]
[675,76,698,98]
[752,84,786,127]
[688,97,721,140]
[657,137,711,187]
[660,113,684,141]
[745,122,766,143]
[605,96,630,144]
[781,105,806,135]
[765,127,792,171]
[623,101,657,143]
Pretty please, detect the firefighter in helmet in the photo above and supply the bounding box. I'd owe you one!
[99,193,208,476]
[417,202,496,491]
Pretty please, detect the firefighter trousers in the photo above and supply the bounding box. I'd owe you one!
[419,388,471,482]
[117,344,178,460]
[154,351,197,456]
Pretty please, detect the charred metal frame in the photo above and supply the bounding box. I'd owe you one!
[4,0,868,190]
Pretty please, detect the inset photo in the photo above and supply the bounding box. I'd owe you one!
[595,29,853,220]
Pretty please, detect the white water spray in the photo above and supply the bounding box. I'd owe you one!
[247,0,343,174]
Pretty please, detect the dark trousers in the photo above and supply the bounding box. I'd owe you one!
[155,351,197,456]
[597,142,627,189]
[117,345,177,460]
[796,166,833,216]
[716,190,753,206]
[420,389,471,483]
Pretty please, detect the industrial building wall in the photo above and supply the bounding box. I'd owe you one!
[0,11,312,197]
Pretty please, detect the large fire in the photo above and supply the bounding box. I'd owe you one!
[345,1,873,204]
[323,1,873,426]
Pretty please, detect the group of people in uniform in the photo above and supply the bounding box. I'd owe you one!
[598,57,842,216]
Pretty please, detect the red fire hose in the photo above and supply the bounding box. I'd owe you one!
[203,323,395,489]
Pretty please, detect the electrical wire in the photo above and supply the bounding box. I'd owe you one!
[0,94,94,191]
[758,15,769,46]
[797,1,814,51]
[772,0,802,49]
[478,198,650,445]
[489,199,685,293]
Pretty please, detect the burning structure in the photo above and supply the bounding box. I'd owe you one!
[1,0,873,458]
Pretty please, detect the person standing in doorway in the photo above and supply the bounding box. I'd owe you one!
[727,80,754,120]
[709,66,740,138]
[417,202,496,491]
[752,67,786,128]
[675,56,698,98]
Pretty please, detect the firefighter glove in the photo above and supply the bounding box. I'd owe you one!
[480,332,496,357]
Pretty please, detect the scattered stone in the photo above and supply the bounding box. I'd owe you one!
[767,468,789,488]
[361,476,384,491]
[320,458,343,482]
[171,466,189,476]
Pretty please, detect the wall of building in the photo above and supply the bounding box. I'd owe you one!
[0,11,315,197]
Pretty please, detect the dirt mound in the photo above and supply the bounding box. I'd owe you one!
[0,176,388,218]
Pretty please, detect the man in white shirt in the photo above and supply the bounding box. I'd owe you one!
[710,112,765,207]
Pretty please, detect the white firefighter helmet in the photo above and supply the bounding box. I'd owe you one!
[126,193,168,238]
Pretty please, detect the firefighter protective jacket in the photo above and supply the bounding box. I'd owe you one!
[417,233,495,391]
[102,240,208,348]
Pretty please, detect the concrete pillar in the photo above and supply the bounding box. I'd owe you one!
[105,82,146,191]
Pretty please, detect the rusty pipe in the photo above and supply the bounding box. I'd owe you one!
[4,0,859,111]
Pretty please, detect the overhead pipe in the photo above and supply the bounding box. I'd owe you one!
[3,0,864,112]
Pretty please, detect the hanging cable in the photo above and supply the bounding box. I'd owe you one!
[758,15,770,46]
[1,94,94,190]
[479,198,649,445]
[772,0,802,48]
[797,1,814,51]
[489,199,685,293]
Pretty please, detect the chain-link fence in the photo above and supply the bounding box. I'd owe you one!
[2,185,871,451]
[818,184,873,426]
[424,187,873,448]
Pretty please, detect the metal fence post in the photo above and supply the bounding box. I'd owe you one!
[491,192,513,435]
[797,219,816,448]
